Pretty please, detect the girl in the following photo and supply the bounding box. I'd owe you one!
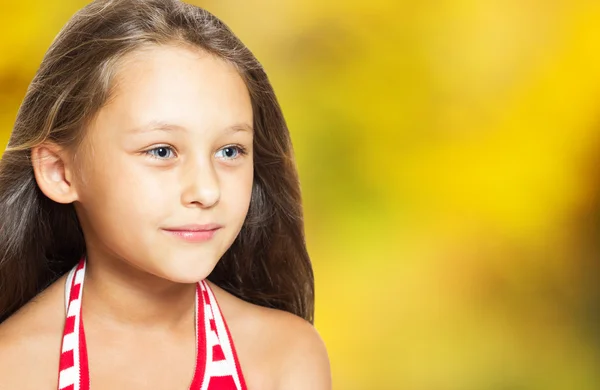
[0,0,330,389]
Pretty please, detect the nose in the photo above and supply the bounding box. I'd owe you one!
[180,156,220,208]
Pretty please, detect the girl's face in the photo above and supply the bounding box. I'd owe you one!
[72,44,254,283]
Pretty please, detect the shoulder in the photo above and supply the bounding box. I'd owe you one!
[267,309,332,390]
[208,281,331,390]
[0,275,67,390]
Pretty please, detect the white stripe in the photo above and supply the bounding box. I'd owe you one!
[206,330,219,348]
[58,366,77,389]
[74,267,85,284]
[67,298,81,318]
[205,359,236,377]
[61,332,77,353]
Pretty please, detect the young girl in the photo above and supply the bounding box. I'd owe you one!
[0,0,330,389]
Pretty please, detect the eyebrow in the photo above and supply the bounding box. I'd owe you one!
[128,120,253,134]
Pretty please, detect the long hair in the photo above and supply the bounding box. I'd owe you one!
[0,0,313,324]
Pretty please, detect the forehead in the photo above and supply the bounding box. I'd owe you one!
[92,44,253,136]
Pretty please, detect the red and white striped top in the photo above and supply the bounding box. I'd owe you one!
[57,258,247,390]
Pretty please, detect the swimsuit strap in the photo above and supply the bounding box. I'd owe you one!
[57,259,247,390]
[58,259,88,390]
[195,280,247,390]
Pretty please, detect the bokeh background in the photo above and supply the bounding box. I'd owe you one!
[2,1,600,389]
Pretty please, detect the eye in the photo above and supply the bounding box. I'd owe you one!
[215,145,247,160]
[146,146,176,160]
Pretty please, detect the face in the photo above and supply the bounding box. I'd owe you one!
[72,44,254,283]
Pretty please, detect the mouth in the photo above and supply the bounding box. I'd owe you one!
[161,224,222,243]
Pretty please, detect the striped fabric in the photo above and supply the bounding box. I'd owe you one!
[58,258,247,389]
[58,260,88,390]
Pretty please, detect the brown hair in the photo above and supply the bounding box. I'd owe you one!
[0,0,313,323]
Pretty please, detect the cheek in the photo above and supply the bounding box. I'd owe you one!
[76,154,174,225]
[221,165,253,220]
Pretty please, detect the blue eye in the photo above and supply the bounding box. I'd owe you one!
[215,145,246,160]
[146,146,176,159]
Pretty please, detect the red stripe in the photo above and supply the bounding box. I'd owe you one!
[76,258,85,272]
[70,283,81,302]
[212,344,226,361]
[207,375,237,389]
[59,349,74,370]
[79,311,90,390]
[64,316,76,335]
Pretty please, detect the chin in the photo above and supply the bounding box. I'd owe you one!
[161,272,212,284]
[150,255,219,284]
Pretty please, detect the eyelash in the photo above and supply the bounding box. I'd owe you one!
[144,144,248,161]
[145,145,176,160]
[215,145,248,160]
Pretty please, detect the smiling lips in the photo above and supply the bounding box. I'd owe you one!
[162,224,222,242]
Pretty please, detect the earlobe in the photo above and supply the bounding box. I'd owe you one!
[31,143,79,204]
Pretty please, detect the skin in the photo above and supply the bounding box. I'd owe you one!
[0,44,331,389]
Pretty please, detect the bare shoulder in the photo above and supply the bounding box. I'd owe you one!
[0,275,67,390]
[208,281,331,390]
[262,306,331,390]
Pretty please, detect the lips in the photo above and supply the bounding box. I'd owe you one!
[162,224,222,243]
[164,224,223,232]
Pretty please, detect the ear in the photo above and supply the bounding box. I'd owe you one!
[31,143,79,204]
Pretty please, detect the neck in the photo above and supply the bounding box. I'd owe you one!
[81,252,197,331]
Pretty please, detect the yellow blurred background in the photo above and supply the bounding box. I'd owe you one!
[2,1,600,389]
